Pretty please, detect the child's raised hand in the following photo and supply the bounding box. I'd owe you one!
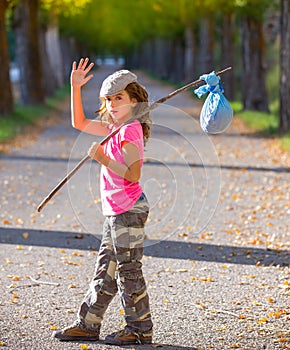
[71,58,94,87]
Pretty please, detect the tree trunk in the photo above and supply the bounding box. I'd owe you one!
[154,37,170,79]
[13,0,45,105]
[60,36,78,82]
[198,16,214,76]
[184,25,197,82]
[240,16,269,112]
[140,39,155,72]
[39,24,57,97]
[168,36,185,82]
[45,16,64,88]
[279,0,290,132]
[0,0,14,115]
[221,13,235,100]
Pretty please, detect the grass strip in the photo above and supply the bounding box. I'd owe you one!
[0,85,69,143]
[231,101,290,153]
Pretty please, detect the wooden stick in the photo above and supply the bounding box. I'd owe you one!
[37,66,232,212]
[37,128,121,212]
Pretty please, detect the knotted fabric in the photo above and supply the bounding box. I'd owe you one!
[194,71,233,134]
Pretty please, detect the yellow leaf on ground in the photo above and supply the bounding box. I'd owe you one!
[22,232,29,239]
[199,276,214,282]
[257,317,268,324]
[80,345,89,350]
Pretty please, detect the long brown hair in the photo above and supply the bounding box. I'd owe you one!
[96,82,152,145]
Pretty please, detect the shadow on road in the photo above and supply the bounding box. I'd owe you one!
[76,339,199,350]
[1,227,289,267]
[1,153,289,173]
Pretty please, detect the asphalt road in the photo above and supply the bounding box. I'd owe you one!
[0,66,289,350]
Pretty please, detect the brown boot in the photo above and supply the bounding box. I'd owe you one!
[104,329,152,345]
[52,322,100,341]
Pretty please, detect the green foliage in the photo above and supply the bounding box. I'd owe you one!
[281,133,290,153]
[0,105,48,142]
[234,0,277,20]
[266,41,280,107]
[233,102,279,135]
[58,0,201,55]
[0,85,69,143]
[56,0,277,57]
[40,0,91,16]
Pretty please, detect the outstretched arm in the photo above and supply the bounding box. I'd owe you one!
[71,58,109,136]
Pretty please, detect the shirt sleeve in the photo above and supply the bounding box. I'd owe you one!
[119,122,143,149]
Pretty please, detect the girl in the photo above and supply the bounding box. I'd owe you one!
[52,58,153,345]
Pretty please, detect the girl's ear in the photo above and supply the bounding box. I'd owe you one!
[131,98,138,107]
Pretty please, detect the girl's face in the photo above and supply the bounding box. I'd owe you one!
[105,90,136,124]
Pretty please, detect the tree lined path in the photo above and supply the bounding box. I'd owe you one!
[0,67,289,350]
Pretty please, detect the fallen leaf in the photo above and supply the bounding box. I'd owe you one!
[267,297,275,303]
[14,217,24,224]
[199,276,214,282]
[2,220,11,225]
[22,232,29,239]
[80,345,89,350]
[72,252,84,257]
[257,317,268,324]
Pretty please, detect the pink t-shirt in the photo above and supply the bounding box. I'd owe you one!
[100,120,144,216]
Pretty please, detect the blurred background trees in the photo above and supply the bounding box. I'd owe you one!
[1,0,289,132]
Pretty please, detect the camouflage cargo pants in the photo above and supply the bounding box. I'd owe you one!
[77,194,153,335]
